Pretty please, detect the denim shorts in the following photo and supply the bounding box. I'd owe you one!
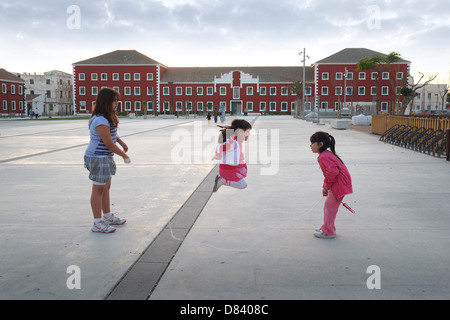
[84,156,116,185]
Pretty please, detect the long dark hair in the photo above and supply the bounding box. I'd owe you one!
[218,119,252,143]
[92,88,120,128]
[310,131,343,163]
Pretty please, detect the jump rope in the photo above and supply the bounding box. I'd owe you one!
[168,197,355,253]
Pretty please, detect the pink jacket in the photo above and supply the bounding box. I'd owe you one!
[318,150,353,199]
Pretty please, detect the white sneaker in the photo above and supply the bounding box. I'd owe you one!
[314,229,335,239]
[92,220,116,233]
[103,213,126,225]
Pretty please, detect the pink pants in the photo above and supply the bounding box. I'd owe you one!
[321,190,343,236]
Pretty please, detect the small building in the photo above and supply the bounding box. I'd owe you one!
[21,70,73,116]
[0,68,26,117]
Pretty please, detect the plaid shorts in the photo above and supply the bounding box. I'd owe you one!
[84,156,117,185]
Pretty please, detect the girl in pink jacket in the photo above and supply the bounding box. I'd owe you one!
[310,131,353,239]
[212,119,252,192]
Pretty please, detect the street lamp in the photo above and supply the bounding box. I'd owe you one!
[298,48,310,118]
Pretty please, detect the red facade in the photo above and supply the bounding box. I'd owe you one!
[72,49,411,115]
[0,69,26,116]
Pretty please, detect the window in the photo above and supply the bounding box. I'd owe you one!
[260,87,266,95]
[113,73,119,81]
[197,87,203,95]
[124,87,131,95]
[147,73,153,81]
[134,73,140,81]
[322,72,329,80]
[321,102,328,109]
[11,85,15,94]
[92,87,98,95]
[368,87,376,95]
[124,73,131,81]
[124,101,131,111]
[371,72,378,80]
[197,102,204,111]
[305,87,312,95]
[79,87,86,95]
[359,72,366,80]
[346,87,353,95]
[233,87,240,99]
[247,87,253,95]
[91,73,98,81]
[101,73,107,81]
[79,101,86,111]
[135,101,141,111]
[321,87,328,95]
[246,102,253,112]
[281,102,288,111]
[186,101,192,111]
[270,87,276,95]
[176,101,183,111]
[220,87,226,95]
[207,87,213,95]
[346,72,353,80]
[147,101,153,111]
[207,102,213,111]
[336,72,343,80]
[281,87,288,95]
[186,87,192,95]
[176,87,182,95]
[396,72,404,80]
[358,87,365,95]
[335,87,342,96]
[381,102,388,111]
[163,87,170,95]
[382,86,389,95]
[260,102,266,112]
[147,87,153,95]
[134,87,141,95]
[79,73,85,81]
[270,101,276,111]
[382,72,389,80]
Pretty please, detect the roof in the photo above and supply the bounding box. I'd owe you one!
[0,68,25,83]
[73,50,166,66]
[314,48,410,64]
[161,66,314,83]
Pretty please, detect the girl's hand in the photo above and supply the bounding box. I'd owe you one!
[322,187,329,197]
[123,157,131,164]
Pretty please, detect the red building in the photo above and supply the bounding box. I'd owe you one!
[0,68,26,116]
[72,48,410,115]
[312,48,410,114]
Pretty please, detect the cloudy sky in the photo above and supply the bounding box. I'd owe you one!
[1,0,449,83]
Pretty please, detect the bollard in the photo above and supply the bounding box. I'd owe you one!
[447,128,450,161]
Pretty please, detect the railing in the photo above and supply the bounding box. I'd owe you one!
[374,115,450,160]
[372,115,450,135]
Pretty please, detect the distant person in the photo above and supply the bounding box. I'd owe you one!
[213,108,218,123]
[207,112,212,124]
[310,131,353,239]
[212,119,252,192]
[84,88,131,233]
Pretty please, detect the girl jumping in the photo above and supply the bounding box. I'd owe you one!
[310,131,353,239]
[212,119,252,192]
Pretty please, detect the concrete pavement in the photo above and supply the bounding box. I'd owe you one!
[0,115,449,300]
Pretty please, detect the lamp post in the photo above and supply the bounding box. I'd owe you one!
[298,48,310,118]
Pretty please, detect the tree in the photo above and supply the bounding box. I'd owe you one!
[400,72,437,114]
[357,52,402,114]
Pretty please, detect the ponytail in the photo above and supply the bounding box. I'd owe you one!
[310,131,343,163]
[218,119,252,143]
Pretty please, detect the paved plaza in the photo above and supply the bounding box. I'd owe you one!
[0,115,449,300]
